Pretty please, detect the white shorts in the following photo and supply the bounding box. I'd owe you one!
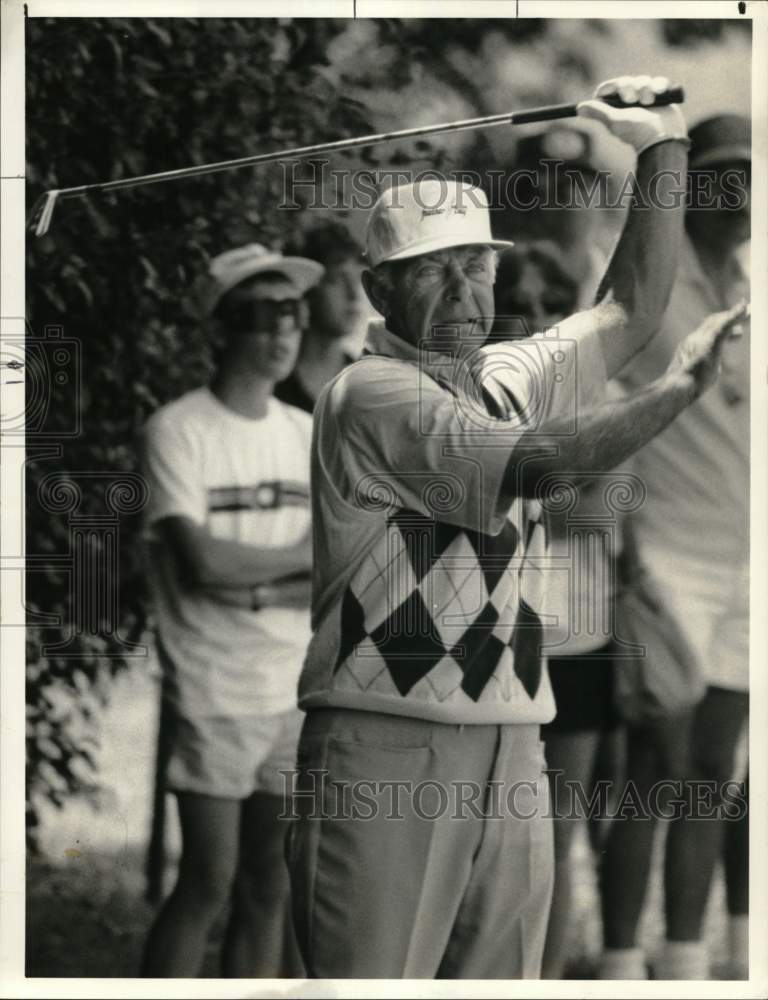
[641,548,748,693]
[161,700,305,800]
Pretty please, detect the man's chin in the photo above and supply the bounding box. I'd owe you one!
[462,320,492,344]
[266,361,295,382]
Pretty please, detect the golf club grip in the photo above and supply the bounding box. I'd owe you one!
[601,84,685,108]
[511,84,685,125]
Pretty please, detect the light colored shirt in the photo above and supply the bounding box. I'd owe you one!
[142,387,313,718]
[298,319,607,724]
[618,235,750,570]
[541,382,630,658]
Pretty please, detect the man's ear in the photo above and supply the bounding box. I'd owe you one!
[361,268,388,318]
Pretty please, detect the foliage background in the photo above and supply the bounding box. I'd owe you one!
[24,16,372,844]
[25,15,752,846]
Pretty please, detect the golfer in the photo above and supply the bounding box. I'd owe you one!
[286,76,746,978]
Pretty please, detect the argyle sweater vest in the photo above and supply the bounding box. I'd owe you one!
[326,499,554,719]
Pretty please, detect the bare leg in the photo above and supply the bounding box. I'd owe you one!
[723,770,748,976]
[141,793,241,977]
[587,727,626,854]
[599,714,692,949]
[221,791,301,977]
[724,771,748,918]
[664,688,748,941]
[541,729,602,978]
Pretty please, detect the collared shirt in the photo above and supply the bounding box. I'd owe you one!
[297,319,607,724]
[618,236,750,570]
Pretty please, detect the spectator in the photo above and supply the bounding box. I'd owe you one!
[498,126,610,307]
[598,113,751,981]
[490,240,580,341]
[275,221,366,413]
[140,244,322,977]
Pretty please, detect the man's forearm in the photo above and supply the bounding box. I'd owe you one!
[594,140,688,376]
[158,516,312,588]
[191,535,311,587]
[502,373,695,499]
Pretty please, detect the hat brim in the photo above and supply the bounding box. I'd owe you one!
[208,256,324,315]
[373,236,515,267]
[227,257,325,295]
[689,145,751,169]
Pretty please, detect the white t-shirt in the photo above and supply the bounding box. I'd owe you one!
[619,236,750,570]
[617,237,750,691]
[142,387,313,718]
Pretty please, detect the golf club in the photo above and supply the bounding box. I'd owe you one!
[28,83,684,237]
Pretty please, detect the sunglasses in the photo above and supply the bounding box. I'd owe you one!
[218,297,303,332]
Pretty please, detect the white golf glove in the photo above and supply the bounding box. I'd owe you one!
[577,75,688,155]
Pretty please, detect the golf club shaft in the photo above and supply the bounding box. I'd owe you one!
[29,84,684,236]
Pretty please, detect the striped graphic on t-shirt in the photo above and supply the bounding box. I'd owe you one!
[207,481,310,513]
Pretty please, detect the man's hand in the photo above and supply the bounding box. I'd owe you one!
[578,75,687,154]
[254,575,312,610]
[664,301,749,400]
[290,527,313,570]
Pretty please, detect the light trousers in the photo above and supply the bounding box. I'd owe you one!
[286,707,554,979]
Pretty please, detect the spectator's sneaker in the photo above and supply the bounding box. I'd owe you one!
[711,960,748,980]
[562,954,598,979]
[653,940,709,980]
[597,947,648,979]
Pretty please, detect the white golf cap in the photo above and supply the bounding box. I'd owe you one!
[204,243,324,316]
[365,179,514,268]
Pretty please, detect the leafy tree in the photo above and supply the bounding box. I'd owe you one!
[25,17,371,846]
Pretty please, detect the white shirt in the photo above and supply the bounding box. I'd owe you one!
[618,236,750,570]
[142,387,312,717]
[616,237,750,691]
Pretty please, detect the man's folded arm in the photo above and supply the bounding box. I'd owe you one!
[154,516,312,590]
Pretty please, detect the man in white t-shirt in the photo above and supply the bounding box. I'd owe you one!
[140,243,323,977]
